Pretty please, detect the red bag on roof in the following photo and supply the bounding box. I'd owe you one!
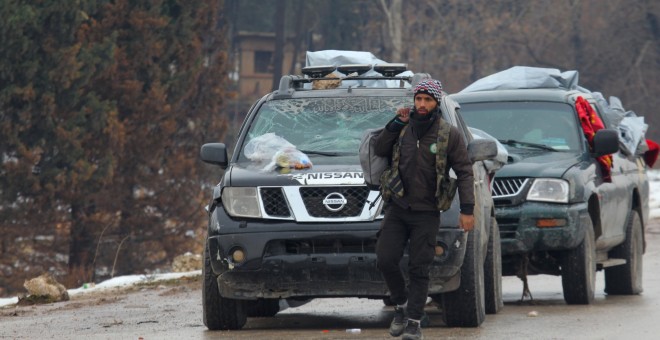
[575,96,613,182]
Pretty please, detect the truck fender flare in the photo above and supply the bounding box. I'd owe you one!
[631,188,646,253]
[587,195,602,239]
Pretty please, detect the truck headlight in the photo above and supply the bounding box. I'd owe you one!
[221,187,262,218]
[526,179,569,203]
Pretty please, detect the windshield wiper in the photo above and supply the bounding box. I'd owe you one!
[298,150,356,156]
[498,139,557,152]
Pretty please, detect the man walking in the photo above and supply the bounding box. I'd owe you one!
[374,79,475,339]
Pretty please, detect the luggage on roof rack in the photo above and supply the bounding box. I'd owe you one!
[460,66,580,93]
[272,50,433,98]
[302,50,419,89]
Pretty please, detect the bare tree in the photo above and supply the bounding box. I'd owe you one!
[379,0,404,61]
[272,0,286,90]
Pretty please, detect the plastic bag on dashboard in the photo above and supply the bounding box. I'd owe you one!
[244,133,312,171]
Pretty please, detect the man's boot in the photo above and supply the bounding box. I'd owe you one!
[402,319,423,340]
[389,306,406,337]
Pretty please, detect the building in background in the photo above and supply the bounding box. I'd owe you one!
[231,31,303,106]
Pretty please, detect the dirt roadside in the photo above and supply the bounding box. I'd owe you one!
[2,221,659,340]
[1,275,204,340]
[1,275,202,315]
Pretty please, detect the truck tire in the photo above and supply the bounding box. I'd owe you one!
[440,229,486,327]
[246,299,280,317]
[484,218,503,314]
[604,209,643,295]
[561,218,596,305]
[203,240,247,330]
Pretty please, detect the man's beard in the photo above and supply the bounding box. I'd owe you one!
[412,106,437,120]
[410,107,437,139]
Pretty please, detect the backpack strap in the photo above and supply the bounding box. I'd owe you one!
[434,118,452,198]
[391,124,408,170]
[377,124,408,204]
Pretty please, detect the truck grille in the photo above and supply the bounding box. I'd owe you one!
[496,217,519,239]
[299,186,369,217]
[492,178,529,198]
[260,188,291,217]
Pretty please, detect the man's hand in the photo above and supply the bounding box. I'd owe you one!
[459,213,475,231]
[396,107,411,123]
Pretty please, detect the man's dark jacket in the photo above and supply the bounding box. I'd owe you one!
[374,112,475,214]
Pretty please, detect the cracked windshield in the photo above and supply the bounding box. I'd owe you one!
[238,97,409,165]
[460,102,582,151]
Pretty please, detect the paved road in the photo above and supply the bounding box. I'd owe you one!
[2,221,660,340]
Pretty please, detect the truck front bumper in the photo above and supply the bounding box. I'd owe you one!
[494,201,589,255]
[208,217,467,299]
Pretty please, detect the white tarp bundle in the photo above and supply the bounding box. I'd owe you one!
[619,115,648,155]
[460,66,579,93]
[592,92,625,127]
[305,50,413,88]
[306,50,386,68]
[591,91,648,155]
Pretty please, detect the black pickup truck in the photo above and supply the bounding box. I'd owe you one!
[199,63,502,330]
[452,74,650,304]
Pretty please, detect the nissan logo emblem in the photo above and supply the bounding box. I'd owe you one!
[323,192,347,212]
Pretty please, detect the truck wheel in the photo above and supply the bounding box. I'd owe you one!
[484,218,503,314]
[203,241,247,330]
[246,299,280,317]
[604,209,643,295]
[561,218,596,304]
[441,229,486,327]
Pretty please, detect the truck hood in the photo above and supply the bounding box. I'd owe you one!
[496,150,582,178]
[228,163,365,187]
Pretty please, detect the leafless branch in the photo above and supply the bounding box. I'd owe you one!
[111,235,130,278]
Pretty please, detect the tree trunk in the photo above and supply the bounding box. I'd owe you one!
[68,201,94,285]
[271,0,285,91]
[289,1,305,74]
[379,0,404,62]
[570,0,583,69]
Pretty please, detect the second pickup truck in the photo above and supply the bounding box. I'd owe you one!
[451,68,650,304]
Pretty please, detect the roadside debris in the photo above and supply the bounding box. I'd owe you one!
[20,273,69,304]
[172,252,202,272]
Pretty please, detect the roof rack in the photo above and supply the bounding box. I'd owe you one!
[336,64,372,76]
[374,63,407,77]
[273,63,431,99]
[272,75,304,99]
[301,65,336,78]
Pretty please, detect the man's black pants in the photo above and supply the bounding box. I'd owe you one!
[376,204,439,320]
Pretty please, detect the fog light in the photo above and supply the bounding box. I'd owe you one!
[231,249,246,263]
[435,245,445,256]
[536,218,567,228]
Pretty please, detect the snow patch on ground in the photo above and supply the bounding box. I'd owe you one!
[0,271,200,308]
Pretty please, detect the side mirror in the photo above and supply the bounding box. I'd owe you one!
[593,129,619,156]
[200,143,228,168]
[468,138,498,163]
